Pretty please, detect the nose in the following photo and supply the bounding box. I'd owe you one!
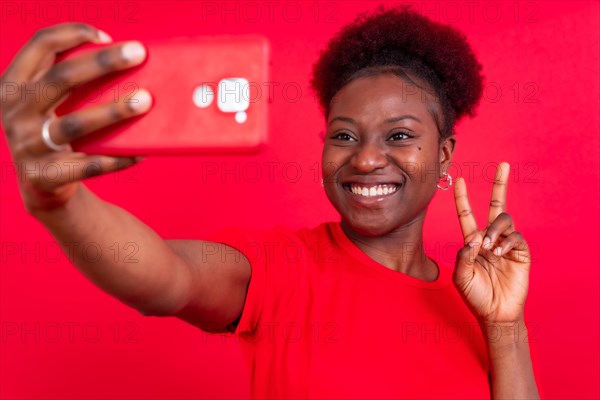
[351,141,388,173]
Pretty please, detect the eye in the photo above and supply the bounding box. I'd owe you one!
[388,130,413,141]
[331,132,356,141]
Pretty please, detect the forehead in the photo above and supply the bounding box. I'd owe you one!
[328,74,438,126]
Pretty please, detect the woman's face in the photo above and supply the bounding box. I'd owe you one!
[321,73,454,237]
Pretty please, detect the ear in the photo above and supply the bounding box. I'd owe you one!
[439,135,456,175]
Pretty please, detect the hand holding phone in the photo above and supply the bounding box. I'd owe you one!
[1,23,271,213]
[60,34,270,155]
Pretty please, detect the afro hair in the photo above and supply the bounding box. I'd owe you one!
[309,5,484,138]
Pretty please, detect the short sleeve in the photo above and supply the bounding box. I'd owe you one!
[208,226,269,337]
[209,227,314,345]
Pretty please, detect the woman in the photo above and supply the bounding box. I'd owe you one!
[0,5,539,399]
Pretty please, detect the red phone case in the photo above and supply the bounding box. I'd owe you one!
[59,35,270,155]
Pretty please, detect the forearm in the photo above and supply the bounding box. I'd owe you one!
[483,320,539,399]
[30,183,191,315]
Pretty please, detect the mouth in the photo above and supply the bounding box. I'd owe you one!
[341,182,402,200]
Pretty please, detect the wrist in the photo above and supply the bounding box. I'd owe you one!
[480,320,530,358]
[21,181,80,216]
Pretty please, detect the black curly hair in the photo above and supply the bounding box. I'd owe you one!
[310,5,484,139]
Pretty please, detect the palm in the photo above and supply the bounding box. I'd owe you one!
[452,163,531,324]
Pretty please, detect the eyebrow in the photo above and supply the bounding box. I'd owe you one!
[327,115,422,127]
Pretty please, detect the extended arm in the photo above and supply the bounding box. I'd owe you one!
[2,23,250,333]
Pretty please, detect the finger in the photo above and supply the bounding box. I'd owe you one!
[493,231,531,262]
[40,89,152,151]
[2,23,112,84]
[453,231,484,289]
[454,177,478,240]
[35,41,147,112]
[30,153,141,191]
[488,162,510,227]
[482,212,516,251]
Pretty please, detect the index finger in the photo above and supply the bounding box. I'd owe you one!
[488,162,510,226]
[2,23,111,83]
[453,177,478,240]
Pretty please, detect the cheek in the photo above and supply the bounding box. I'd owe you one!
[394,145,440,184]
[321,147,345,179]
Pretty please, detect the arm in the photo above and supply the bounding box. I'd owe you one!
[33,184,250,330]
[483,321,539,399]
[2,23,250,333]
[452,163,539,398]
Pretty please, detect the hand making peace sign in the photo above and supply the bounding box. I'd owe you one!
[452,162,531,325]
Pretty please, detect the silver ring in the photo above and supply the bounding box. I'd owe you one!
[41,119,67,151]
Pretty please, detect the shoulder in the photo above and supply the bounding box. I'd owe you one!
[208,222,338,265]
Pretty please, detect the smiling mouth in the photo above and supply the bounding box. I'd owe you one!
[342,183,402,198]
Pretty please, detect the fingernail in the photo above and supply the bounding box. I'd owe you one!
[121,41,146,63]
[482,237,491,249]
[493,247,503,256]
[468,241,478,248]
[128,89,152,113]
[96,30,113,44]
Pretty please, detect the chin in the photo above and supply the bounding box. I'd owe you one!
[340,213,400,238]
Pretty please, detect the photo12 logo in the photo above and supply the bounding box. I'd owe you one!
[1,1,141,23]
[395,1,540,24]
[1,321,140,344]
[199,1,341,24]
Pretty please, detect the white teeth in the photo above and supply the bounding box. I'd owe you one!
[348,184,399,197]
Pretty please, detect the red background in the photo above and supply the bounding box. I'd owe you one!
[1,1,599,398]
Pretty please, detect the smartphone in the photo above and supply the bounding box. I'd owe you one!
[56,35,270,155]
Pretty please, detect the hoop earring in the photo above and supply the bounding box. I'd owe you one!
[437,172,453,190]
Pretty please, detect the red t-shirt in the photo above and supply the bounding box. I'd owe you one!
[210,222,490,399]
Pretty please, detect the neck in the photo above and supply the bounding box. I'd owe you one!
[340,213,439,282]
